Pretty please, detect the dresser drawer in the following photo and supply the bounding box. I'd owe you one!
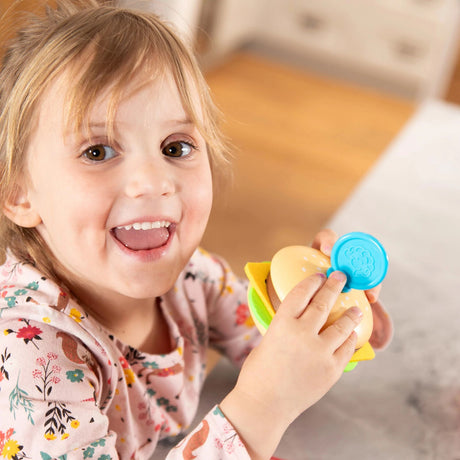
[261,0,353,60]
[346,4,440,81]
[257,0,459,97]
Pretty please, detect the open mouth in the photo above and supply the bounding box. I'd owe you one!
[111,221,174,251]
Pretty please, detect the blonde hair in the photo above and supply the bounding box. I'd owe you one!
[0,0,231,284]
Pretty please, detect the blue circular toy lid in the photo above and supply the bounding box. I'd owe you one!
[329,232,388,292]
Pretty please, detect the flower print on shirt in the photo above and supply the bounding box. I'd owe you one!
[1,348,11,383]
[4,319,43,349]
[43,402,79,441]
[8,373,35,425]
[124,346,146,369]
[118,356,136,387]
[213,418,245,455]
[184,269,213,285]
[0,428,28,460]
[235,303,254,328]
[1,273,42,312]
[66,369,84,383]
[33,353,61,400]
[69,308,85,323]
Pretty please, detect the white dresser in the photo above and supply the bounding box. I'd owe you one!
[257,0,460,99]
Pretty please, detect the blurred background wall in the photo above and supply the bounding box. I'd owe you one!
[1,0,459,274]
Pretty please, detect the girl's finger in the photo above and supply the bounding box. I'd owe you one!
[334,330,358,367]
[300,271,347,333]
[275,273,327,320]
[320,306,363,351]
[369,299,393,350]
[310,228,338,257]
[365,284,382,304]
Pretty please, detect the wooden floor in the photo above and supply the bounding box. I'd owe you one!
[202,52,414,276]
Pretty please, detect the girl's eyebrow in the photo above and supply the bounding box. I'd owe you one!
[65,118,196,139]
[163,118,195,128]
[85,118,195,128]
[64,121,107,137]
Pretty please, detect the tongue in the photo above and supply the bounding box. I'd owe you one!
[113,227,170,250]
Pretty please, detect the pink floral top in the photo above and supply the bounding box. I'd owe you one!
[0,248,260,459]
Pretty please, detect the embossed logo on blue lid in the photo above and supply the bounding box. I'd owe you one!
[327,232,388,292]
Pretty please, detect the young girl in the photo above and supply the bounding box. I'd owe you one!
[0,1,391,459]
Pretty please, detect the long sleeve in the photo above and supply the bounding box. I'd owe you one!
[166,406,250,459]
[1,316,253,460]
[0,318,119,459]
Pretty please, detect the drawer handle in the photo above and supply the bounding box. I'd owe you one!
[393,40,425,59]
[299,13,326,31]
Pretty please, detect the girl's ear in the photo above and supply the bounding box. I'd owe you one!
[3,184,41,228]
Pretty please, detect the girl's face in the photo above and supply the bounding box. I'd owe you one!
[23,69,213,306]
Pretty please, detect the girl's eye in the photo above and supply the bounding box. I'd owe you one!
[162,141,195,158]
[82,144,117,162]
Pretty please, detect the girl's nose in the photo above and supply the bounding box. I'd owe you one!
[124,156,176,199]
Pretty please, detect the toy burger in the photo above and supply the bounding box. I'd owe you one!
[244,232,388,371]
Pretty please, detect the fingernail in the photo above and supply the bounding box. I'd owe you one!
[322,245,332,256]
[330,271,347,282]
[349,306,363,318]
[316,272,327,279]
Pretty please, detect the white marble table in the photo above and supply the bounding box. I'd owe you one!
[154,99,460,459]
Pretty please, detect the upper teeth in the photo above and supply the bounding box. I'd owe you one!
[117,221,171,231]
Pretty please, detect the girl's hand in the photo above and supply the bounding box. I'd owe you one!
[312,228,393,350]
[220,271,361,459]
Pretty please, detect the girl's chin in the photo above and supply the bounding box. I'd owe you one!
[108,275,178,300]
